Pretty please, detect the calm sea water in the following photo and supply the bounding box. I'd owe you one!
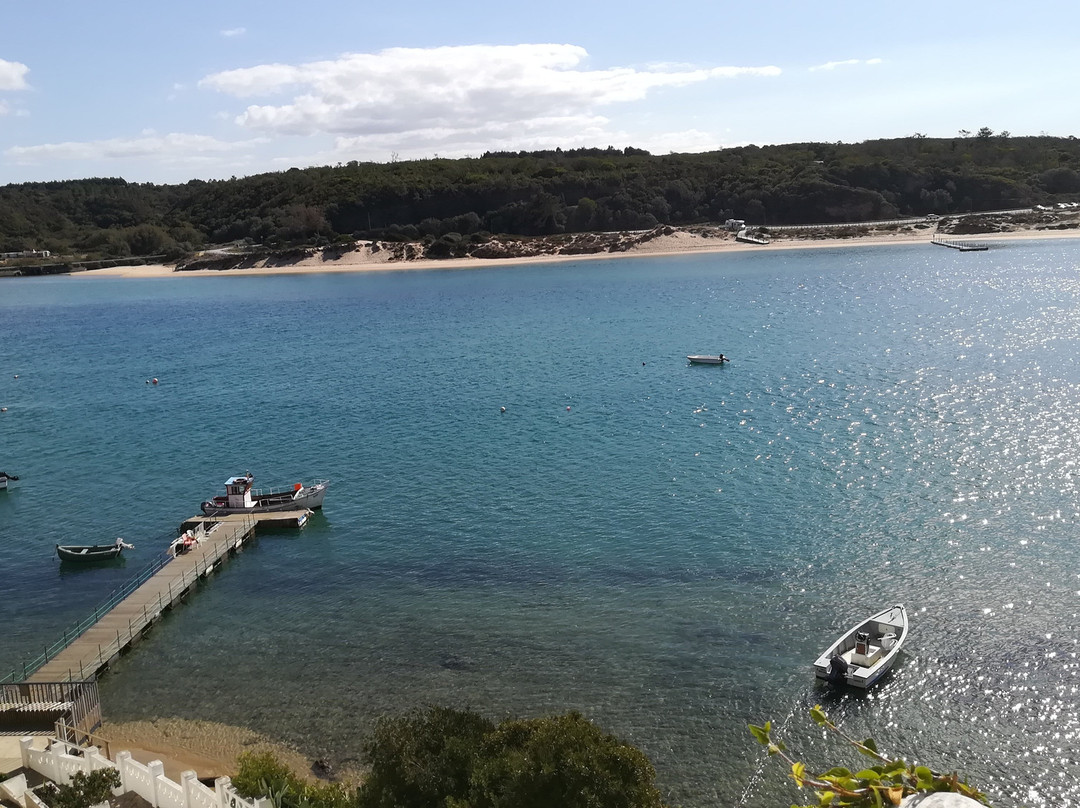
[3,242,1080,806]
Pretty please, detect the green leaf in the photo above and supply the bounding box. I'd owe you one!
[817,791,836,806]
[810,705,828,726]
[821,767,853,779]
[855,769,882,781]
[881,759,907,777]
[792,761,807,786]
[914,765,935,789]
[748,723,770,745]
[768,743,782,756]
[858,737,880,757]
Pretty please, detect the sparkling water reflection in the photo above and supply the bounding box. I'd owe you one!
[2,241,1080,806]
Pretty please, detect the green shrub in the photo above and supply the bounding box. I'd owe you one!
[38,768,122,808]
[233,750,356,808]
[469,712,664,808]
[357,706,665,808]
[358,706,493,808]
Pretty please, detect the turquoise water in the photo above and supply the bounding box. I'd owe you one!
[3,242,1080,806]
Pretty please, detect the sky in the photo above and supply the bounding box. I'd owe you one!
[1,0,1077,185]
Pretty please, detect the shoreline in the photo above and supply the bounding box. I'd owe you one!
[96,718,349,784]
[71,224,1080,279]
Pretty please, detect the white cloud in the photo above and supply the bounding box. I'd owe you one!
[0,58,30,90]
[810,58,883,71]
[5,132,267,163]
[330,113,614,158]
[199,44,781,152]
[635,129,730,155]
[220,27,247,37]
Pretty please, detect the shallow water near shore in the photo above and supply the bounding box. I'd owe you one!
[3,241,1080,806]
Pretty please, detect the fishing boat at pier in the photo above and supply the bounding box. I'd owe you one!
[200,473,330,515]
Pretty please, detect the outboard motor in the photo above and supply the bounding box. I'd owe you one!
[826,654,849,684]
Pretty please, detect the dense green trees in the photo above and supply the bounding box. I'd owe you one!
[358,707,664,808]
[232,707,666,808]
[2,135,1079,260]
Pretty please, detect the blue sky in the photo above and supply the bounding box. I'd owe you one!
[1,0,1076,185]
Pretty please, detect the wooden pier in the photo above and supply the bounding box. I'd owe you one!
[931,236,989,252]
[22,511,310,684]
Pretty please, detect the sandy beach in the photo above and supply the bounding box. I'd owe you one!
[72,220,1080,280]
[95,718,346,784]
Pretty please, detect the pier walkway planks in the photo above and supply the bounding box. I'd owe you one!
[26,511,309,683]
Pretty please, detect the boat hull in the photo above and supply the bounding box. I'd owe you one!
[57,544,124,562]
[813,604,908,689]
[687,355,728,365]
[201,480,329,515]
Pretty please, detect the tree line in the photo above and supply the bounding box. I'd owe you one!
[2,135,1079,261]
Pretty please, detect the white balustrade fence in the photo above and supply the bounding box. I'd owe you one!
[18,737,273,808]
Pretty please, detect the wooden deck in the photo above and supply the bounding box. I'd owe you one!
[25,511,310,683]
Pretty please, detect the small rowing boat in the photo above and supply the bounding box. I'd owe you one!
[56,537,134,563]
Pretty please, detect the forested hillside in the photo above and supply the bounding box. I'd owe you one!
[2,133,1079,261]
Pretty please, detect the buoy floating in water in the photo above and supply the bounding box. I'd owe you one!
[152,378,158,385]
[500,406,506,413]
[566,406,571,411]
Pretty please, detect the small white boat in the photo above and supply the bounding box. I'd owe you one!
[201,473,329,515]
[0,471,17,491]
[813,604,908,688]
[687,355,729,365]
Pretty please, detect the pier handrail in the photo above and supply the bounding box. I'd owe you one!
[2,516,255,683]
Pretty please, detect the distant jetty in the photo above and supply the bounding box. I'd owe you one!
[932,236,989,252]
[735,228,770,245]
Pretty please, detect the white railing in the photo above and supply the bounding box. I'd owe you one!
[18,737,272,808]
